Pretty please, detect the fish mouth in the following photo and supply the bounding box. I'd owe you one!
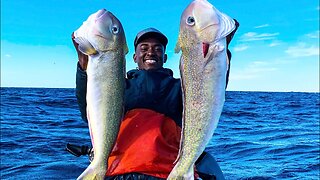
[199,24,216,58]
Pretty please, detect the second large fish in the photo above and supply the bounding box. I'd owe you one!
[74,9,128,180]
[168,0,235,179]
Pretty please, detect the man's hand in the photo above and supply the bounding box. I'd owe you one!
[72,32,88,71]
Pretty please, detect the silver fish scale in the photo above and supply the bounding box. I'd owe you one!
[170,27,227,179]
[76,9,128,180]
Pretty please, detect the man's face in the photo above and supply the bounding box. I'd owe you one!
[134,38,167,70]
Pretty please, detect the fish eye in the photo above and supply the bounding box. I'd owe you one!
[186,16,195,26]
[111,25,119,34]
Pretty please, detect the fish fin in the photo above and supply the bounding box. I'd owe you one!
[74,37,98,55]
[173,62,185,165]
[123,37,129,55]
[173,117,184,164]
[173,138,183,164]
[174,36,181,54]
[124,43,129,55]
[214,43,225,52]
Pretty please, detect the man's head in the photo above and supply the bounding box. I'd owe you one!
[133,28,168,70]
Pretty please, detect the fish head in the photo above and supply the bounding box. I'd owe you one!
[181,0,219,43]
[176,0,235,57]
[74,9,128,56]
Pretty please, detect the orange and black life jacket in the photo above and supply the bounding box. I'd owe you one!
[124,68,183,127]
[106,108,181,178]
[107,69,183,178]
[76,68,183,178]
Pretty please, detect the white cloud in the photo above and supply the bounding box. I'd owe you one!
[269,40,282,47]
[240,32,279,42]
[285,43,319,57]
[230,61,277,80]
[5,54,12,58]
[233,44,249,52]
[305,31,320,39]
[251,61,268,66]
[254,24,270,29]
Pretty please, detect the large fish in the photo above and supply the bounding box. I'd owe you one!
[73,9,128,180]
[167,0,235,179]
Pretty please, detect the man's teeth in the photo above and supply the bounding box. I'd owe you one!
[145,60,156,63]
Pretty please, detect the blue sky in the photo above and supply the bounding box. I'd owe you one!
[1,0,319,92]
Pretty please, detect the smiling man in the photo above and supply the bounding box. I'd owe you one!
[73,27,238,179]
[133,28,168,70]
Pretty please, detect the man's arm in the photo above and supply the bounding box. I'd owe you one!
[76,62,88,122]
[72,32,89,123]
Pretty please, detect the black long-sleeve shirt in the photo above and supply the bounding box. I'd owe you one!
[75,63,183,127]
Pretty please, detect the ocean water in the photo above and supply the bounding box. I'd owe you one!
[1,88,319,180]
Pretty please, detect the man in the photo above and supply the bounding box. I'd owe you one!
[71,25,238,179]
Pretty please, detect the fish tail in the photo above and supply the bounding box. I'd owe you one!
[77,163,106,180]
[167,165,194,180]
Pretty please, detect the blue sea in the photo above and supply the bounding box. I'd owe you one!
[1,88,319,180]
